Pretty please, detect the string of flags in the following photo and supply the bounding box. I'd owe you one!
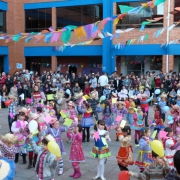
[0,0,166,46]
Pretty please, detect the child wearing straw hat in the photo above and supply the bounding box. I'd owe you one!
[0,133,17,179]
[28,134,60,180]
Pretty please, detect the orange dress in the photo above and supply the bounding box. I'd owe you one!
[116,135,134,167]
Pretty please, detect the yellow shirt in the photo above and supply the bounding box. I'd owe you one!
[128,101,136,113]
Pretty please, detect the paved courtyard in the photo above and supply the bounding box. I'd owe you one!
[0,107,163,180]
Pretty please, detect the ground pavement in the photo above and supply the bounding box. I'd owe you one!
[0,107,163,180]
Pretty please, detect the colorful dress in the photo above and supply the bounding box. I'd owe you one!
[116,134,134,167]
[112,106,128,125]
[176,127,180,150]
[132,112,144,130]
[11,120,28,153]
[90,129,111,159]
[169,109,180,135]
[151,110,164,132]
[46,127,66,155]
[96,106,114,128]
[67,132,84,162]
[78,105,94,128]
[164,137,176,168]
[31,91,46,113]
[66,109,78,128]
[135,136,153,169]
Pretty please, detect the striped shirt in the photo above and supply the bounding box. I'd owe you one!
[133,162,171,180]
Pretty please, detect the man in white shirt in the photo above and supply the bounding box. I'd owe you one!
[98,73,108,95]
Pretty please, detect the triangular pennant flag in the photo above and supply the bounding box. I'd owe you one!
[61,29,71,43]
[119,5,134,14]
[74,26,87,39]
[44,33,53,43]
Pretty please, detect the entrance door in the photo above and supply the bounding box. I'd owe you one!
[69,66,77,74]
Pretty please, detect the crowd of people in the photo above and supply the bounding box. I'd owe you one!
[1,69,180,179]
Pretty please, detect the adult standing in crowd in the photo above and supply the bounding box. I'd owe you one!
[98,72,108,95]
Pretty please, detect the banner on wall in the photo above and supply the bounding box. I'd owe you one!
[16,63,23,69]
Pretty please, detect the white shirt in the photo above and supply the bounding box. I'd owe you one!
[98,75,108,87]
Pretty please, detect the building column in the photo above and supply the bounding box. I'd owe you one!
[51,56,57,72]
[162,55,174,73]
[102,0,113,75]
[52,8,57,30]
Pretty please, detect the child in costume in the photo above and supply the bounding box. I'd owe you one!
[31,85,46,113]
[11,111,28,164]
[65,101,78,143]
[135,127,153,172]
[29,134,60,180]
[26,113,40,169]
[8,94,17,133]
[140,93,154,127]
[46,101,57,118]
[129,151,171,179]
[78,102,94,142]
[96,101,114,131]
[158,93,167,122]
[175,119,180,150]
[67,124,84,179]
[90,120,111,180]
[151,104,164,135]
[118,86,128,100]
[0,133,17,179]
[133,106,145,145]
[169,105,180,135]
[112,101,128,140]
[88,91,99,121]
[45,118,66,175]
[163,127,180,168]
[126,96,136,125]
[116,126,133,171]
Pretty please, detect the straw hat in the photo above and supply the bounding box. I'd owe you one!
[160,93,167,98]
[89,91,96,99]
[20,107,28,114]
[65,81,70,84]
[74,91,83,100]
[45,134,56,142]
[104,84,109,87]
[112,92,117,97]
[172,104,180,111]
[0,159,11,180]
[29,112,40,120]
[116,101,125,107]
[8,94,16,99]
[68,101,75,107]
[0,133,17,144]
[129,96,135,99]
[141,94,148,98]
[50,118,58,125]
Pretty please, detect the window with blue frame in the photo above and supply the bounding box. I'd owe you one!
[25,8,52,32]
[116,2,164,29]
[56,5,103,28]
[174,0,180,23]
[0,10,6,32]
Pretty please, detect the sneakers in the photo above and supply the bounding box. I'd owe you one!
[93,176,101,180]
[58,170,63,175]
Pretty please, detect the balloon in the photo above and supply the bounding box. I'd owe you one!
[125,101,130,108]
[163,106,169,112]
[28,120,38,133]
[154,89,161,95]
[47,141,61,158]
[118,171,130,180]
[150,140,164,157]
[4,100,13,107]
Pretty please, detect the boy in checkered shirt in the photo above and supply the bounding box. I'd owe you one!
[29,134,60,180]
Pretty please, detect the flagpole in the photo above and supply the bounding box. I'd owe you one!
[166,0,170,73]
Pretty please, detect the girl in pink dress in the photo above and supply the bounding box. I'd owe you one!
[67,124,85,179]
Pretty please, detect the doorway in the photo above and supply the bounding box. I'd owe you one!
[69,66,77,74]
[0,56,4,73]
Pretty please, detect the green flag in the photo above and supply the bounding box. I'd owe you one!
[61,29,71,43]
[154,0,166,6]
[144,34,149,41]
[12,34,21,42]
[119,5,134,14]
[142,21,152,25]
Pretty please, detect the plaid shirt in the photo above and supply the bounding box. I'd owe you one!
[8,101,17,116]
[0,142,16,160]
[37,151,48,180]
